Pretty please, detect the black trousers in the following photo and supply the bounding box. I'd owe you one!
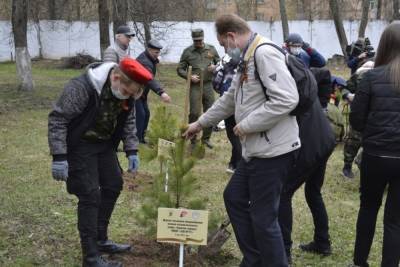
[224,153,294,267]
[135,98,150,143]
[279,158,331,255]
[67,140,123,243]
[354,152,400,267]
[224,115,242,168]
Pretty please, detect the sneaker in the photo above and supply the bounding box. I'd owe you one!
[226,164,235,174]
[342,166,355,179]
[299,241,332,256]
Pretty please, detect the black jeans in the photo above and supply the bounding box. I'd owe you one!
[135,98,150,143]
[279,158,330,254]
[67,140,123,243]
[354,152,400,267]
[224,115,242,168]
[224,152,295,267]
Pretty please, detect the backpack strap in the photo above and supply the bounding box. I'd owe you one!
[253,42,288,100]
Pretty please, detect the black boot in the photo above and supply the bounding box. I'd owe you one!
[98,225,131,254]
[82,238,123,267]
[97,189,131,254]
[299,241,332,256]
[97,239,132,254]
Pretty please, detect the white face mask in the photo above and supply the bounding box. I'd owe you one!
[290,47,302,56]
[111,86,129,100]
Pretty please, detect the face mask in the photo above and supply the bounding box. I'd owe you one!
[226,37,241,66]
[290,47,302,56]
[111,86,129,100]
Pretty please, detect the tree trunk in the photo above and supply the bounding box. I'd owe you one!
[12,0,34,91]
[143,21,152,44]
[76,0,81,20]
[48,0,56,20]
[98,0,110,59]
[393,0,400,20]
[376,0,382,19]
[359,0,370,37]
[279,0,289,41]
[329,0,348,58]
[112,0,128,35]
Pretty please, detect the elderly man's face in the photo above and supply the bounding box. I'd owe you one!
[147,48,161,60]
[117,34,133,46]
[193,39,204,48]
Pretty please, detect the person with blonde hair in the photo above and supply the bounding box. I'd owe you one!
[350,22,400,267]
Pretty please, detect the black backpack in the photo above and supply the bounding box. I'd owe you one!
[254,43,318,116]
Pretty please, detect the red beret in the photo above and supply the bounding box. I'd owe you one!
[119,58,153,84]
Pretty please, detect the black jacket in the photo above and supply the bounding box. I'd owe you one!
[136,51,164,100]
[310,67,332,109]
[350,66,400,157]
[292,96,336,178]
[48,65,138,159]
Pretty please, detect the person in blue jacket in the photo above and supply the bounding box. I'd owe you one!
[284,33,326,68]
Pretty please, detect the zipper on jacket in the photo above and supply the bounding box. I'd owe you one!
[261,131,271,144]
[240,84,244,104]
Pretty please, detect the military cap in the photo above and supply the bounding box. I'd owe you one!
[147,39,163,50]
[191,28,204,40]
[119,58,153,84]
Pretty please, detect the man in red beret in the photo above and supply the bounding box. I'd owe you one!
[48,58,152,267]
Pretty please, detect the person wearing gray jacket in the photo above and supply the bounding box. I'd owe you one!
[184,14,300,267]
[103,25,135,63]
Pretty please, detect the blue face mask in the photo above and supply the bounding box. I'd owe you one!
[111,86,129,100]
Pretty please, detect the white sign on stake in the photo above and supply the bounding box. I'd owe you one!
[157,208,209,267]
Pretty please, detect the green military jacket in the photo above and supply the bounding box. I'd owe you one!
[177,43,220,83]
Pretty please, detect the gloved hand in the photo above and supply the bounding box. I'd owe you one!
[302,42,311,51]
[52,160,68,181]
[128,154,140,172]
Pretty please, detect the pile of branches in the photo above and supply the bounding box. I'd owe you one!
[61,53,100,69]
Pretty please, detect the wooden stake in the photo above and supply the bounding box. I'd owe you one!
[199,68,204,116]
[183,66,192,126]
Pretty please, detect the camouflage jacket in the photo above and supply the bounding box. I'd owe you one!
[48,62,138,157]
[177,43,220,82]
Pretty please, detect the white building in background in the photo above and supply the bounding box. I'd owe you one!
[0,20,389,63]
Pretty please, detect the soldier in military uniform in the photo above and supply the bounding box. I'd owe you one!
[342,61,374,179]
[48,58,152,267]
[177,28,220,148]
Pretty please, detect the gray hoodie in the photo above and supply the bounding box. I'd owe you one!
[198,36,301,160]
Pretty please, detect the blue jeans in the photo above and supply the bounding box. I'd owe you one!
[224,153,295,267]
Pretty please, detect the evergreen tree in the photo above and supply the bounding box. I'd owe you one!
[136,106,217,236]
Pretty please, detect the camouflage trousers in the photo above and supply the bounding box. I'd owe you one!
[189,82,215,141]
[343,127,362,166]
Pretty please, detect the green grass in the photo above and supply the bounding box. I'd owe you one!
[0,61,385,266]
